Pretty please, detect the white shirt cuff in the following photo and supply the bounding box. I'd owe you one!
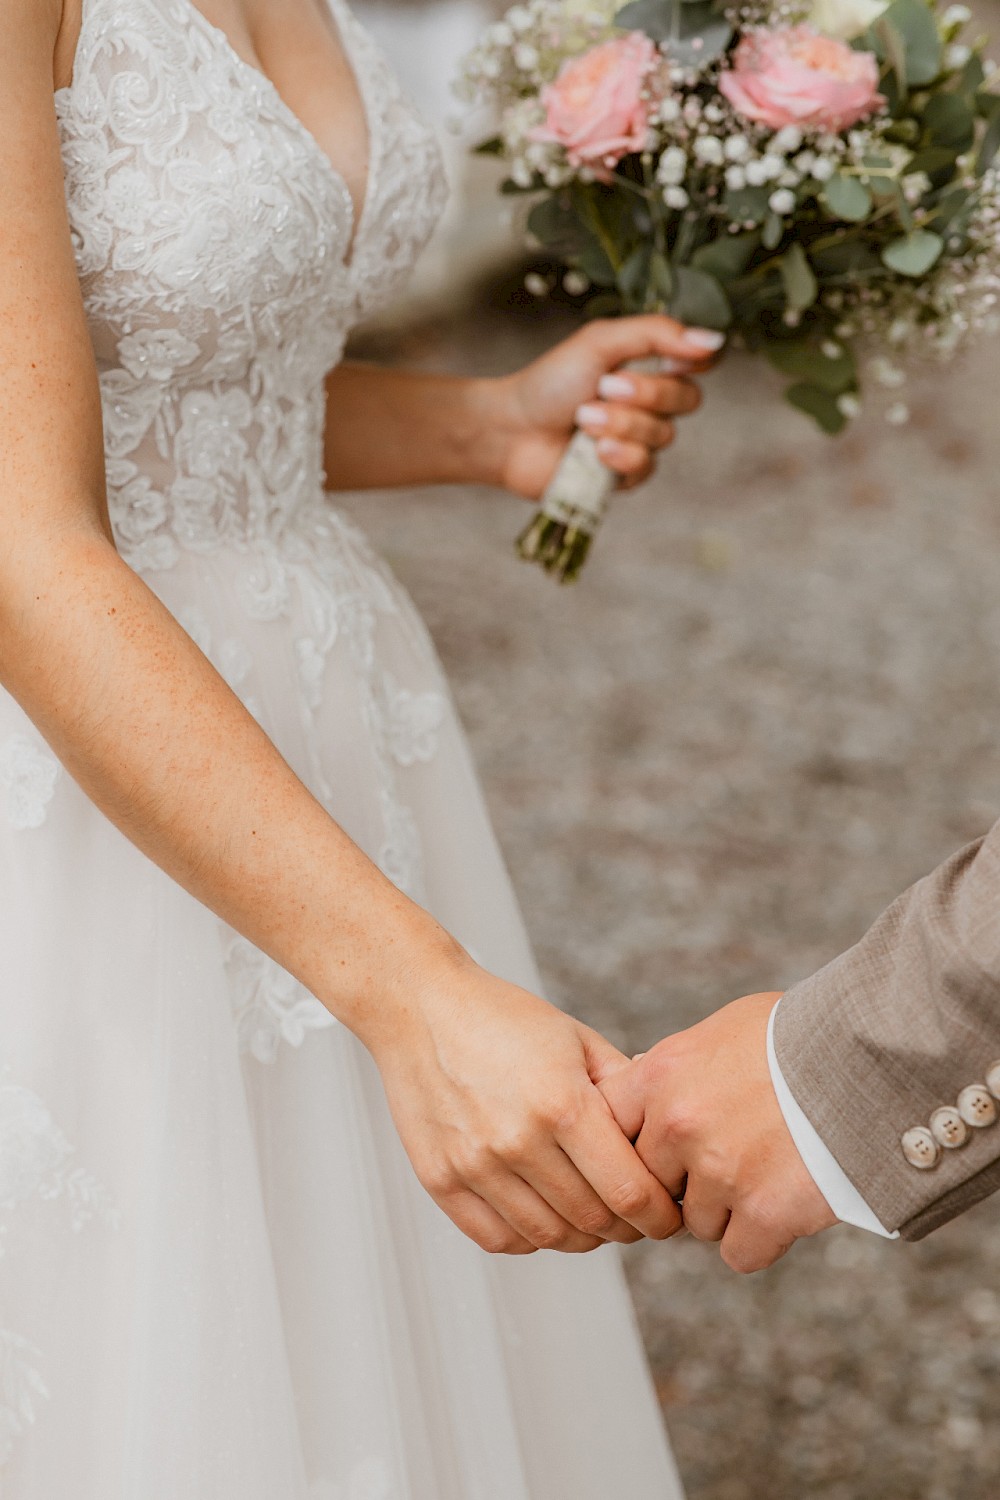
[766,1000,898,1239]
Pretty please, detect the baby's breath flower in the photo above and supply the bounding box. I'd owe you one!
[885,401,910,425]
[725,135,752,162]
[694,135,725,165]
[725,164,748,190]
[772,125,804,155]
[658,145,688,184]
[945,43,972,70]
[524,271,549,296]
[664,185,690,209]
[811,156,836,181]
[837,393,861,419]
[769,187,797,214]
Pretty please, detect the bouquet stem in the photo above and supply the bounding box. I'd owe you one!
[516,428,616,584]
[517,356,662,584]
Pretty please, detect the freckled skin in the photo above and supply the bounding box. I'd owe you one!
[4,0,715,1257]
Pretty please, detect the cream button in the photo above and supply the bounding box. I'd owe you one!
[985,1061,1000,1100]
[957,1085,998,1128]
[901,1126,940,1169]
[930,1106,969,1149]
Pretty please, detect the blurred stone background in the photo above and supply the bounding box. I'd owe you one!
[351,6,1000,1496]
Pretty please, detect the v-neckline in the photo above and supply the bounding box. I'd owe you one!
[59,0,375,267]
[178,0,372,263]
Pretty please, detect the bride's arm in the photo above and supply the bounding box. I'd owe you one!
[323,315,721,500]
[3,0,681,1255]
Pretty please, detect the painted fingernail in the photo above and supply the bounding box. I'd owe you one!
[597,373,635,399]
[658,358,688,375]
[683,328,726,351]
[596,437,622,461]
[575,402,608,428]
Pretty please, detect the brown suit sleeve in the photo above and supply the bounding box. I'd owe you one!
[773,821,1000,1241]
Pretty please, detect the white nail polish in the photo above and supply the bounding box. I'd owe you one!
[596,437,619,459]
[575,402,608,427]
[598,374,635,399]
[684,328,726,352]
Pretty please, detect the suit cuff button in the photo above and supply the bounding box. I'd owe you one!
[902,1126,940,1169]
[930,1106,969,1149]
[957,1085,997,1128]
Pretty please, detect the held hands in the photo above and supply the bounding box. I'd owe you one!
[367,945,684,1254]
[600,993,837,1273]
[487,314,722,502]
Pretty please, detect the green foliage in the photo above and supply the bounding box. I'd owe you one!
[766,341,857,395]
[785,383,849,434]
[881,228,944,275]
[921,93,975,154]
[690,232,762,282]
[668,267,733,330]
[780,243,818,312]
[822,174,873,222]
[613,0,732,66]
[867,0,943,90]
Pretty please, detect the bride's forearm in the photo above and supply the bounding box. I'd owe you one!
[0,526,458,1050]
[323,362,516,491]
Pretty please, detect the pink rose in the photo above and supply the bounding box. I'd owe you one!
[719,26,884,133]
[533,33,658,172]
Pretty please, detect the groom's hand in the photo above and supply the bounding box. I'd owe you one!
[599,993,837,1273]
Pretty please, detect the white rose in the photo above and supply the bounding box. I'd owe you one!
[808,0,889,42]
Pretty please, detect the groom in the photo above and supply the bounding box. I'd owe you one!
[600,813,1000,1271]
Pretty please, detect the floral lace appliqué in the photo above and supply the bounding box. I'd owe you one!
[0,1072,119,1464]
[0,736,60,831]
[225,934,337,1065]
[0,1329,48,1466]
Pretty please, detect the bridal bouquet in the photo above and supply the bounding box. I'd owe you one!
[460,0,1000,580]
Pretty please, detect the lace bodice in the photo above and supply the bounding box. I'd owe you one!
[55,0,447,569]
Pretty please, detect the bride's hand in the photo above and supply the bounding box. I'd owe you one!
[486,314,724,501]
[367,947,684,1254]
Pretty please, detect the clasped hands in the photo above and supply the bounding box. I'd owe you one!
[597,991,836,1272]
[370,952,834,1274]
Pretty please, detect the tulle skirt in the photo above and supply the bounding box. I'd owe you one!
[0,504,683,1498]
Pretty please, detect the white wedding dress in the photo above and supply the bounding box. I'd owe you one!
[0,2,685,1495]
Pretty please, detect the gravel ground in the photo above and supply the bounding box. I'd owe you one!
[345,282,1000,1499]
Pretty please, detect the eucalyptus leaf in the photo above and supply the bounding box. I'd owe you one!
[724,185,771,225]
[527,195,584,253]
[690,231,761,281]
[977,110,1000,175]
[823,174,873,222]
[780,242,818,312]
[785,383,848,434]
[922,92,974,152]
[869,0,942,87]
[578,237,619,286]
[881,228,944,275]
[669,266,732,330]
[905,146,961,178]
[615,0,731,65]
[616,243,653,307]
[767,342,857,394]
[958,50,986,94]
[810,238,883,277]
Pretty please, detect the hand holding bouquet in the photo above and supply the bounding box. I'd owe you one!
[460,0,1000,580]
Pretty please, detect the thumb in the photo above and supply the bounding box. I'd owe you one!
[584,1038,648,1141]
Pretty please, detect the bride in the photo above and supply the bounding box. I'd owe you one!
[0,0,719,1492]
